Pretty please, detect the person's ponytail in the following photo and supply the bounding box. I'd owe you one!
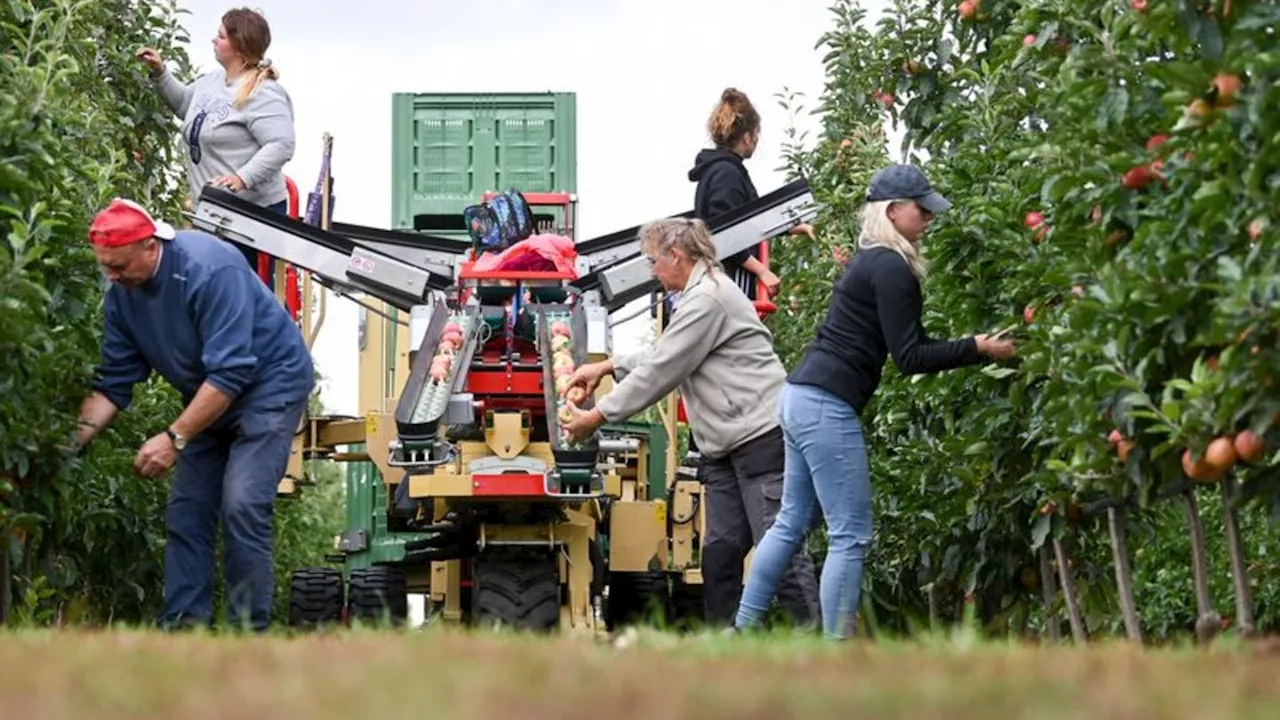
[221,8,277,109]
[234,58,277,109]
[706,87,760,150]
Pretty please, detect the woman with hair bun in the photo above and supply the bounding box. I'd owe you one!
[137,7,296,273]
[687,87,812,302]
[670,88,819,628]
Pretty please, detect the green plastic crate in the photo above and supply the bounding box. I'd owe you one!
[391,92,577,233]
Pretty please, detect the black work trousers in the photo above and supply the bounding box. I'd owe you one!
[700,426,820,628]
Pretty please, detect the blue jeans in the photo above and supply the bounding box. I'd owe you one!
[734,382,873,639]
[158,397,307,632]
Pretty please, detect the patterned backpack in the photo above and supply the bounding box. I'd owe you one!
[464,189,534,253]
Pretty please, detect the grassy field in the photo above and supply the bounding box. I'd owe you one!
[3,626,1279,719]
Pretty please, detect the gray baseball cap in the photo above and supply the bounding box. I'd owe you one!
[865,164,952,214]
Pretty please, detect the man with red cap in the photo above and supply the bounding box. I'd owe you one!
[72,197,314,632]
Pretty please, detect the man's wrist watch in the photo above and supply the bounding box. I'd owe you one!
[165,427,188,451]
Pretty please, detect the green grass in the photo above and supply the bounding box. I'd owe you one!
[3,625,1279,718]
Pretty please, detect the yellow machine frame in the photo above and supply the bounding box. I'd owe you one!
[280,287,706,633]
[268,150,727,633]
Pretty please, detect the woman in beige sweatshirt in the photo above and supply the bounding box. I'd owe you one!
[562,218,820,630]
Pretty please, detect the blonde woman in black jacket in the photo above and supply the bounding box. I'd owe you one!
[732,165,1014,639]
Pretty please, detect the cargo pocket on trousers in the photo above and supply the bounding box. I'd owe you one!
[760,475,784,519]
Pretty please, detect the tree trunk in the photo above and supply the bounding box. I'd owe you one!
[1038,543,1061,642]
[1108,505,1143,643]
[1220,475,1256,638]
[0,534,10,626]
[1053,537,1087,642]
[1183,490,1222,644]
[927,581,941,633]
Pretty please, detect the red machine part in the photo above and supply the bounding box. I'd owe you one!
[284,176,302,321]
[753,240,777,321]
[465,340,545,401]
[472,474,546,497]
[455,326,555,498]
[463,193,778,466]
[467,369,543,396]
[458,262,577,283]
[254,176,303,322]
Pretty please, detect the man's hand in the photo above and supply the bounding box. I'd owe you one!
[134,432,177,479]
[562,404,606,441]
[74,391,121,452]
[567,360,613,397]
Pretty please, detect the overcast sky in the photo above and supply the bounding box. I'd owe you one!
[165,0,892,416]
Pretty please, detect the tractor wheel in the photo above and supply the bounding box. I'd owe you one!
[471,548,560,632]
[606,571,670,630]
[347,565,409,626]
[667,578,705,633]
[288,567,344,629]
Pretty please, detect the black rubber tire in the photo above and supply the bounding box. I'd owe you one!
[606,571,670,630]
[288,567,344,629]
[471,549,560,631]
[347,566,409,626]
[667,578,705,632]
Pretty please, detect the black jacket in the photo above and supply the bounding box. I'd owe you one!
[688,149,760,273]
[787,247,983,414]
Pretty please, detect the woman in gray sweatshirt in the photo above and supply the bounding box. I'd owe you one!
[137,7,296,274]
[561,218,821,630]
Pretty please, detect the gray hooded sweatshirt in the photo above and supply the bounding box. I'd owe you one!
[153,67,296,207]
[597,263,786,459]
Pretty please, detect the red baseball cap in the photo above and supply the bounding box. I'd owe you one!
[88,198,176,248]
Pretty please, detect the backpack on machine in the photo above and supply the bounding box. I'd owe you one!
[464,189,534,254]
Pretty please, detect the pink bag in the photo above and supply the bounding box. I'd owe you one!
[471,233,578,276]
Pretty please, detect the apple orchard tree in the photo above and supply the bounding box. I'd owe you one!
[769,0,1280,643]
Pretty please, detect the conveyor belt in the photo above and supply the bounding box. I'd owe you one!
[535,302,598,468]
[573,210,696,255]
[393,301,484,443]
[571,177,818,310]
[331,221,470,278]
[533,302,604,495]
[189,186,456,309]
[191,176,818,315]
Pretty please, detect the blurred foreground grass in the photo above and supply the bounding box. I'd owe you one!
[2,625,1279,719]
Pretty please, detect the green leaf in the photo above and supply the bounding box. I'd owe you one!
[1145,60,1206,90]
[1124,392,1155,411]
[1236,5,1280,31]
[981,365,1018,380]
[1030,513,1052,552]
[1041,173,1073,205]
[7,512,44,533]
[1196,17,1224,63]
[1217,255,1243,283]
[1096,85,1129,130]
